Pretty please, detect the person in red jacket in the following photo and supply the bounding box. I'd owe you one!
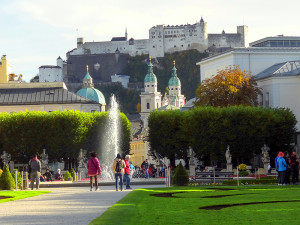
[87,152,101,191]
[123,155,132,189]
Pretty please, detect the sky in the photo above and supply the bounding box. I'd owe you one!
[1,0,300,81]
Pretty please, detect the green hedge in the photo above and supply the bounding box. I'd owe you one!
[0,165,15,190]
[0,111,130,163]
[149,106,296,165]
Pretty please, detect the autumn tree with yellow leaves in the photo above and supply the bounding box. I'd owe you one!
[195,66,261,107]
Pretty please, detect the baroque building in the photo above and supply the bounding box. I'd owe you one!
[140,58,185,127]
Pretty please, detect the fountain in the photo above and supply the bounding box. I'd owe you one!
[100,95,121,179]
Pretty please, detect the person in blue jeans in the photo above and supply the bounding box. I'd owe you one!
[112,153,125,191]
[123,155,132,189]
[144,159,149,179]
[276,152,287,185]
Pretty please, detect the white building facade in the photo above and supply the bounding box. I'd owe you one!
[197,47,300,82]
[39,57,65,82]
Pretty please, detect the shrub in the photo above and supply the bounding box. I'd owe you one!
[172,162,189,186]
[12,169,22,189]
[0,169,3,176]
[223,178,278,185]
[64,171,72,181]
[238,170,249,177]
[70,168,76,181]
[0,165,15,190]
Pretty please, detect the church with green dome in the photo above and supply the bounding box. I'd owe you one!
[76,66,106,111]
[140,58,185,127]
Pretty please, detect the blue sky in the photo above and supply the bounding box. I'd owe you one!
[1,0,300,81]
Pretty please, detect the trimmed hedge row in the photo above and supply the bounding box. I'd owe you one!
[149,106,296,165]
[0,111,130,163]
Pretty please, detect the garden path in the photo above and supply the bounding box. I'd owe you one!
[0,185,163,225]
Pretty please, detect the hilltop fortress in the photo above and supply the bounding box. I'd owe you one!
[68,17,248,58]
[39,18,248,83]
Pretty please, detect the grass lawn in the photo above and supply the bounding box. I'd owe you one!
[0,190,50,203]
[90,186,300,225]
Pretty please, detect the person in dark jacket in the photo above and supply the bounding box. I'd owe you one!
[29,154,42,190]
[277,152,287,185]
[290,151,299,185]
[284,151,291,184]
[43,169,52,182]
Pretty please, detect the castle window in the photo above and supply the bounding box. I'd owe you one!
[153,46,155,48]
[152,85,154,87]
[147,103,150,109]
[174,45,176,48]
[147,85,149,87]
[176,88,178,90]
[171,88,174,90]
[181,45,183,47]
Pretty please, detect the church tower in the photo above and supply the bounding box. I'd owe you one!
[140,57,162,127]
[167,61,185,107]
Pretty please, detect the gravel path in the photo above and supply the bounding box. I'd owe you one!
[0,185,163,225]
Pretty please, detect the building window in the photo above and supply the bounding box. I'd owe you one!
[147,85,149,87]
[147,103,150,109]
[153,46,155,48]
[258,94,263,107]
[265,92,269,107]
[152,85,154,87]
[174,45,176,48]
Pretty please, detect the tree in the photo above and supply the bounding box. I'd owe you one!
[195,66,261,107]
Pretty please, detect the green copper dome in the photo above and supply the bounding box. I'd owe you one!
[83,71,92,80]
[168,64,181,86]
[144,60,157,83]
[77,88,106,105]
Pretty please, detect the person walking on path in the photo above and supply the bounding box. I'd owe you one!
[290,151,299,185]
[142,159,150,179]
[123,155,132,189]
[29,153,41,190]
[276,152,287,185]
[284,151,291,184]
[87,152,102,191]
[112,153,125,191]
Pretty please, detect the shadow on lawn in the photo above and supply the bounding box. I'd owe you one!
[0,196,12,200]
[199,200,300,210]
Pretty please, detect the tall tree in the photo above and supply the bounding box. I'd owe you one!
[195,66,261,107]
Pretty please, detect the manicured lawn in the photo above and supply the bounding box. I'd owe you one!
[0,190,50,203]
[90,186,300,225]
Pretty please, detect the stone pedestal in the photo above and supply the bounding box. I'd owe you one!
[264,163,269,175]
[226,163,233,172]
[189,164,196,176]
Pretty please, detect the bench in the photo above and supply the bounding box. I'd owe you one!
[190,171,234,183]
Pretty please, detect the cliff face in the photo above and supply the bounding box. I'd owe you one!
[65,53,129,83]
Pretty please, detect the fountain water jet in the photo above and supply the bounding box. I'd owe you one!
[101,95,121,174]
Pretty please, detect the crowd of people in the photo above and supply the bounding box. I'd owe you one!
[276,150,299,185]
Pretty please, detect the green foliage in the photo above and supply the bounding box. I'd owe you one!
[148,106,297,165]
[172,162,189,186]
[94,83,141,115]
[12,169,22,189]
[0,165,15,190]
[238,170,249,177]
[64,171,72,181]
[70,168,76,181]
[0,111,131,163]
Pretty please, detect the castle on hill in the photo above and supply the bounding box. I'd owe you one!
[69,17,248,58]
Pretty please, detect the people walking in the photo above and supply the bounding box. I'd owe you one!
[142,159,150,179]
[87,152,102,191]
[29,153,41,190]
[290,151,299,185]
[112,153,125,191]
[276,152,287,185]
[123,155,132,189]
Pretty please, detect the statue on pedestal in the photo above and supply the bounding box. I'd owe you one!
[78,149,88,178]
[225,146,232,164]
[261,144,270,164]
[1,151,11,165]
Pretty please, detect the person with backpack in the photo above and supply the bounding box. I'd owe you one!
[28,153,42,190]
[112,153,125,191]
[87,152,102,191]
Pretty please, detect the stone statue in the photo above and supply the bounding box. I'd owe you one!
[225,146,232,164]
[78,149,88,178]
[40,149,49,173]
[261,144,270,164]
[1,151,11,165]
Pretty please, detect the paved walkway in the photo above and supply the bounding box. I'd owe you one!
[0,185,165,225]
